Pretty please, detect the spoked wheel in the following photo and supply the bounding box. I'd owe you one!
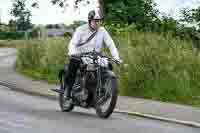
[59,72,74,112]
[95,77,118,118]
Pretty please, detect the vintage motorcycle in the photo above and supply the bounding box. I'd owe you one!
[52,50,121,118]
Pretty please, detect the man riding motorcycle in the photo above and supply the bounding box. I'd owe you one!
[64,9,122,100]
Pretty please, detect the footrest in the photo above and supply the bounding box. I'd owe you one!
[51,88,64,94]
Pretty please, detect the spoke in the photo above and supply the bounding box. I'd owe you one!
[62,88,71,108]
[98,79,112,112]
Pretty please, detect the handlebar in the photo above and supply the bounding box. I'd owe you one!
[69,52,123,66]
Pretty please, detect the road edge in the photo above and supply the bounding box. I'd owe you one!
[114,109,200,128]
[0,81,200,128]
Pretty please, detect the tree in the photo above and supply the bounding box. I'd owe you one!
[50,0,158,30]
[179,7,200,37]
[46,24,54,29]
[8,19,17,31]
[66,20,87,30]
[104,0,158,27]
[159,16,179,33]
[51,0,104,17]
[10,0,38,31]
[180,7,200,29]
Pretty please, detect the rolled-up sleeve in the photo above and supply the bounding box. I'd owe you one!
[103,28,120,60]
[68,30,81,56]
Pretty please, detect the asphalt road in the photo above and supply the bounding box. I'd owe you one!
[0,48,16,68]
[0,85,199,133]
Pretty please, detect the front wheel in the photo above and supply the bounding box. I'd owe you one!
[95,78,118,118]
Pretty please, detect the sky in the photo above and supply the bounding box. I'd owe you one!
[155,0,200,18]
[0,0,200,25]
[0,0,98,25]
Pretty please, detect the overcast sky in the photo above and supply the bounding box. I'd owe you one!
[0,0,200,25]
[155,0,200,17]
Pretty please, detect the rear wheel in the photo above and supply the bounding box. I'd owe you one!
[59,91,74,112]
[95,77,118,118]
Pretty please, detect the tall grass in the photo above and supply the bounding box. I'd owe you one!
[16,37,69,83]
[126,31,200,106]
[14,31,200,106]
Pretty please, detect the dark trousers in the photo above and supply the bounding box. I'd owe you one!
[64,58,80,97]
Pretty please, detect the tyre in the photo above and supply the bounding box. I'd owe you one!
[59,91,74,112]
[95,77,118,118]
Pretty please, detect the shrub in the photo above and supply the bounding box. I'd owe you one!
[0,32,25,40]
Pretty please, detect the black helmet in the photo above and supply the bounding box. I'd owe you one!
[88,10,103,20]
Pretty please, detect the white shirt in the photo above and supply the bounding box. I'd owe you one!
[68,24,120,60]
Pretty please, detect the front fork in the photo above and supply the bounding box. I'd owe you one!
[96,67,103,98]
